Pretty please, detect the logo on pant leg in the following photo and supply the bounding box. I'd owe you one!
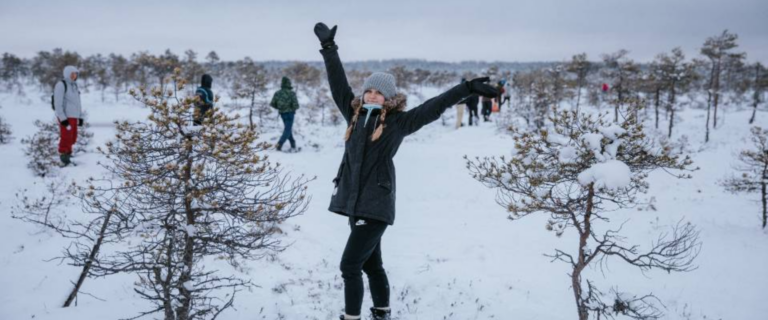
[355,219,367,226]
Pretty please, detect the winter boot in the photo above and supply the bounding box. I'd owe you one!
[275,143,283,151]
[369,307,391,320]
[60,153,71,166]
[286,146,302,153]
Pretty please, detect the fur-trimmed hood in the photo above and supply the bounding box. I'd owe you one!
[350,93,407,113]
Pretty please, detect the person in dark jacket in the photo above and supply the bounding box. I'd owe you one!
[270,76,300,151]
[495,79,510,112]
[314,22,498,320]
[193,74,214,125]
[464,94,480,126]
[458,78,480,126]
[481,94,493,121]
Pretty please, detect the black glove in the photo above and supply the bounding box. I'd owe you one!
[78,118,84,127]
[314,22,338,49]
[465,77,499,98]
[60,119,70,128]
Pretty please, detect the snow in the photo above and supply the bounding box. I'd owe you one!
[582,132,603,153]
[0,85,767,320]
[598,123,626,140]
[577,160,632,190]
[184,224,197,237]
[546,132,570,145]
[558,145,578,163]
[581,123,627,163]
[183,125,202,133]
[182,281,194,291]
[604,138,623,159]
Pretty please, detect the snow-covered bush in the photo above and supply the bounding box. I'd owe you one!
[0,115,11,144]
[467,101,700,320]
[0,104,11,144]
[20,116,92,176]
[75,111,94,153]
[21,120,60,177]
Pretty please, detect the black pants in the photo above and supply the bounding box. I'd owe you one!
[340,217,389,316]
[481,100,492,121]
[467,105,479,126]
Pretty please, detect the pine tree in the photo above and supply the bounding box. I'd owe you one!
[601,50,640,123]
[109,53,131,101]
[63,67,311,319]
[231,58,269,130]
[656,48,697,138]
[701,30,745,141]
[30,48,81,90]
[282,62,322,98]
[748,63,767,124]
[1,52,28,94]
[182,50,205,88]
[510,70,555,129]
[720,126,768,228]
[467,100,699,320]
[565,53,592,117]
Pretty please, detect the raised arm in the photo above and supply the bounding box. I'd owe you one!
[398,77,498,135]
[315,23,354,122]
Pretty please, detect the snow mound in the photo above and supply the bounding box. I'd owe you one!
[577,160,631,190]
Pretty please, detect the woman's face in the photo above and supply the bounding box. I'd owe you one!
[363,89,386,105]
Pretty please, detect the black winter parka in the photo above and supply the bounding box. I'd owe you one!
[321,46,471,225]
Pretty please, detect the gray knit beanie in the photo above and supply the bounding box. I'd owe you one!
[362,72,397,100]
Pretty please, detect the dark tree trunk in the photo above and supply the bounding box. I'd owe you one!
[176,140,196,320]
[249,93,255,131]
[705,62,717,143]
[762,180,767,229]
[575,84,583,117]
[571,184,595,320]
[713,58,722,129]
[750,65,761,125]
[62,210,114,307]
[654,88,661,129]
[668,83,677,138]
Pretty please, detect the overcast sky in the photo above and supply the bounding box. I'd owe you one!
[2,0,766,63]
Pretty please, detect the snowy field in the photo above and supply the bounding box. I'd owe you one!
[1,86,766,320]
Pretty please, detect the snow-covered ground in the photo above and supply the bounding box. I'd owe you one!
[0,87,766,320]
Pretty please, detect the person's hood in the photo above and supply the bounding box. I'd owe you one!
[351,93,407,114]
[63,65,79,82]
[281,77,293,89]
[201,74,213,89]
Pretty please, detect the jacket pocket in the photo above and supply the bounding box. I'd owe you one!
[376,165,392,192]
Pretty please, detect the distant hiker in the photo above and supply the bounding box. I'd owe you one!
[53,65,83,166]
[270,76,300,151]
[495,80,509,111]
[464,92,480,126]
[454,79,467,129]
[314,22,498,320]
[193,74,214,125]
[481,94,493,121]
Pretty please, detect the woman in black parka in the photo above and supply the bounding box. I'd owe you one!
[314,22,498,320]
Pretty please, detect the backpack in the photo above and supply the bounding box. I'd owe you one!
[196,87,213,106]
[50,80,67,111]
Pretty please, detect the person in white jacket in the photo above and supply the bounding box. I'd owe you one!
[53,65,83,166]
